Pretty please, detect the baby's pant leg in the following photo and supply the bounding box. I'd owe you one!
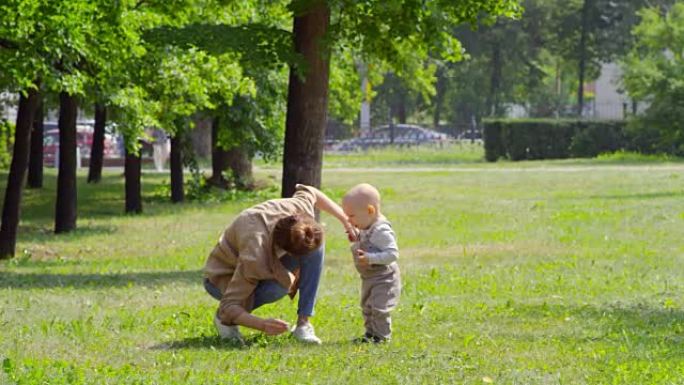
[368,274,401,340]
[361,278,373,335]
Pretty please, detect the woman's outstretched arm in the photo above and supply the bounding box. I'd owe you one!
[296,184,356,240]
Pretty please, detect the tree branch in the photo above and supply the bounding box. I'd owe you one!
[0,37,19,50]
[133,0,148,10]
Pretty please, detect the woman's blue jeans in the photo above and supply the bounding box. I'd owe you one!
[204,246,324,317]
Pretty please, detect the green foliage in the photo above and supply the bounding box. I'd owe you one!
[622,3,684,156]
[329,0,521,67]
[214,67,287,162]
[569,121,627,157]
[328,50,364,125]
[137,2,292,160]
[109,86,160,153]
[143,23,296,70]
[0,119,15,169]
[484,119,628,161]
[483,120,504,162]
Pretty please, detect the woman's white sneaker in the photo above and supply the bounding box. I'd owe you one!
[292,322,322,344]
[214,315,245,345]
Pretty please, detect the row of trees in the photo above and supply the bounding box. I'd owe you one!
[363,0,676,134]
[0,0,520,258]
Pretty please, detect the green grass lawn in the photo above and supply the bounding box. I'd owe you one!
[2,155,684,384]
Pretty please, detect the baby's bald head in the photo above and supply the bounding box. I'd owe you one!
[343,183,380,209]
[342,183,381,230]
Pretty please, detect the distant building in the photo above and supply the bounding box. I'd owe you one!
[593,62,628,119]
[1,92,18,123]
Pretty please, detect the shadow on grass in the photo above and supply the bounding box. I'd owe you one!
[588,190,684,200]
[151,335,250,351]
[503,302,684,346]
[0,269,201,289]
[152,333,335,351]
[17,223,118,243]
[16,172,174,222]
[2,171,234,243]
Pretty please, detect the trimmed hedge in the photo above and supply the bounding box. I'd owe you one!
[483,119,628,161]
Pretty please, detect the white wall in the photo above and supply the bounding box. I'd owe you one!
[594,63,627,119]
[1,92,18,123]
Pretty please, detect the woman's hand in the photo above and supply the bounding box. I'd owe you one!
[303,184,357,238]
[262,318,290,335]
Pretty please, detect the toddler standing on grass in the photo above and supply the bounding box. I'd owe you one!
[342,183,401,343]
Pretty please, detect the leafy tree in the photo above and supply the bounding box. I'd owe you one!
[280,0,522,196]
[622,2,684,154]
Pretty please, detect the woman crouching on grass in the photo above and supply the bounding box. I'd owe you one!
[203,184,355,345]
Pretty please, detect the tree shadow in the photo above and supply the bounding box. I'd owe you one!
[500,301,684,347]
[0,269,201,289]
[17,223,118,243]
[2,172,231,243]
[16,172,175,222]
[587,191,684,200]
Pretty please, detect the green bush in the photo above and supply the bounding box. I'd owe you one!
[483,120,503,162]
[483,119,629,161]
[569,121,627,157]
[0,119,15,169]
[501,119,576,160]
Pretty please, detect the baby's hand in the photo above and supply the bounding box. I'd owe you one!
[356,249,369,267]
[344,222,358,242]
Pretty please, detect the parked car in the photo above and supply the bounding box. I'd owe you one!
[43,122,116,167]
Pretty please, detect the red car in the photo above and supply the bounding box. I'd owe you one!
[43,122,116,167]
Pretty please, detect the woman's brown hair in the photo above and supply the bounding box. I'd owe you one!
[272,214,324,256]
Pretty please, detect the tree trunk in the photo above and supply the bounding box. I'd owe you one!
[124,146,142,213]
[396,93,407,124]
[281,1,331,198]
[487,40,502,117]
[54,92,78,234]
[0,87,40,258]
[226,147,253,189]
[209,116,228,188]
[88,103,106,183]
[433,67,447,130]
[577,0,591,117]
[170,134,184,203]
[27,95,44,189]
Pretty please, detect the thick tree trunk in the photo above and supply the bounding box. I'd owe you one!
[124,147,142,213]
[54,92,78,234]
[88,103,106,183]
[27,96,44,189]
[226,147,253,189]
[0,88,40,258]
[577,0,591,117]
[208,116,228,188]
[281,1,330,198]
[170,134,184,203]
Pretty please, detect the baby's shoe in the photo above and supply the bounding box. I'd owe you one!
[353,332,374,344]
